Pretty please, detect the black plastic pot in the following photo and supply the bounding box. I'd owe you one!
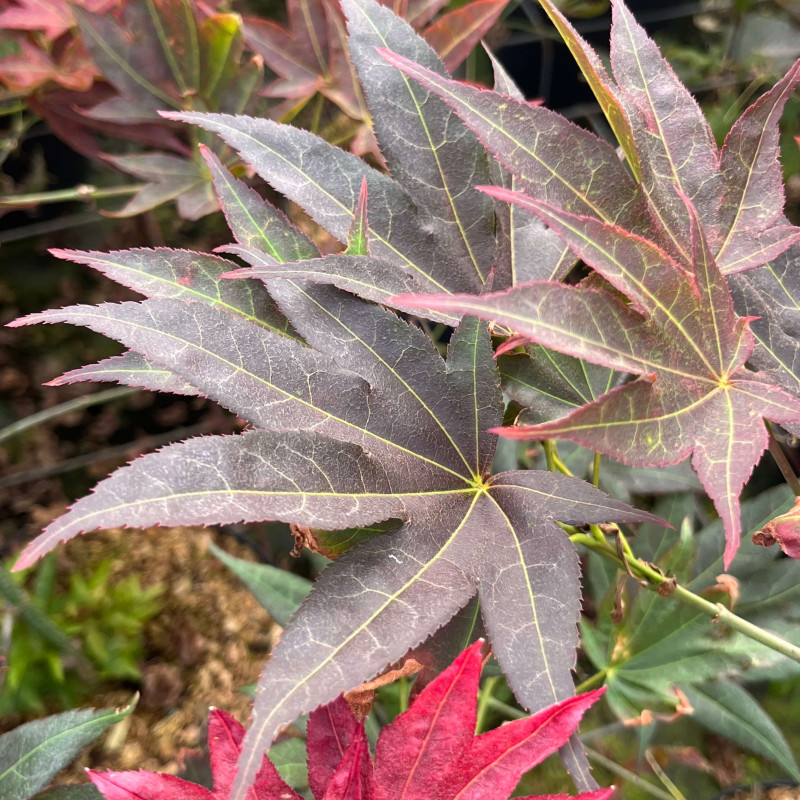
[707,779,800,799]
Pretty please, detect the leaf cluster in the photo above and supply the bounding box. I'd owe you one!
[0,0,511,217]
[0,554,162,716]
[388,0,800,567]
[87,644,611,800]
[583,486,800,778]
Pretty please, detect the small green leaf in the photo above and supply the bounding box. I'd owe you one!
[0,698,136,800]
[268,738,309,789]
[344,177,370,255]
[200,13,244,104]
[208,541,311,627]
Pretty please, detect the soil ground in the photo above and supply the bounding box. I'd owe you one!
[55,525,276,780]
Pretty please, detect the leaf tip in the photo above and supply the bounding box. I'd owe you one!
[12,547,40,572]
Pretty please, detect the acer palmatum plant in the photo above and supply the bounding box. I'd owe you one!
[8,0,800,796]
[244,0,512,156]
[0,0,262,219]
[87,643,613,800]
[385,0,800,568]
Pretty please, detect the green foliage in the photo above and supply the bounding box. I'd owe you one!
[0,699,135,800]
[0,556,162,715]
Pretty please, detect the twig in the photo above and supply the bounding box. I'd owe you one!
[571,528,800,664]
[0,183,142,209]
[767,424,800,496]
[585,746,674,800]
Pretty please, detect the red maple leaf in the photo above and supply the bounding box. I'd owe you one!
[88,643,610,800]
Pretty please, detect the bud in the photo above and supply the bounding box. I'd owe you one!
[753,497,800,558]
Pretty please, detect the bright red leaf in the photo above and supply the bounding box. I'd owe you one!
[88,647,610,800]
[88,709,302,800]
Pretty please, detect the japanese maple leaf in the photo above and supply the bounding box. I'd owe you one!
[376,0,800,567]
[394,188,800,568]
[10,150,658,799]
[88,644,613,800]
[244,0,510,127]
[366,641,613,800]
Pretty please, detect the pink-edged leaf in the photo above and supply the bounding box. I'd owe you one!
[378,48,651,237]
[393,193,800,567]
[208,709,302,800]
[322,725,375,800]
[88,770,212,800]
[715,59,800,271]
[373,640,483,800]
[533,0,641,180]
[308,697,361,800]
[49,246,292,337]
[482,50,575,286]
[223,320,652,800]
[345,177,370,255]
[447,689,605,800]
[422,0,509,73]
[345,0,496,289]
[609,0,720,261]
[49,350,199,396]
[393,284,658,376]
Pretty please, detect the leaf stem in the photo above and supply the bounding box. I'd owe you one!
[767,426,800,496]
[476,676,500,733]
[0,184,143,209]
[592,451,602,488]
[575,668,607,693]
[645,750,688,800]
[571,529,800,664]
[584,746,674,800]
[398,676,409,714]
[543,440,573,476]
